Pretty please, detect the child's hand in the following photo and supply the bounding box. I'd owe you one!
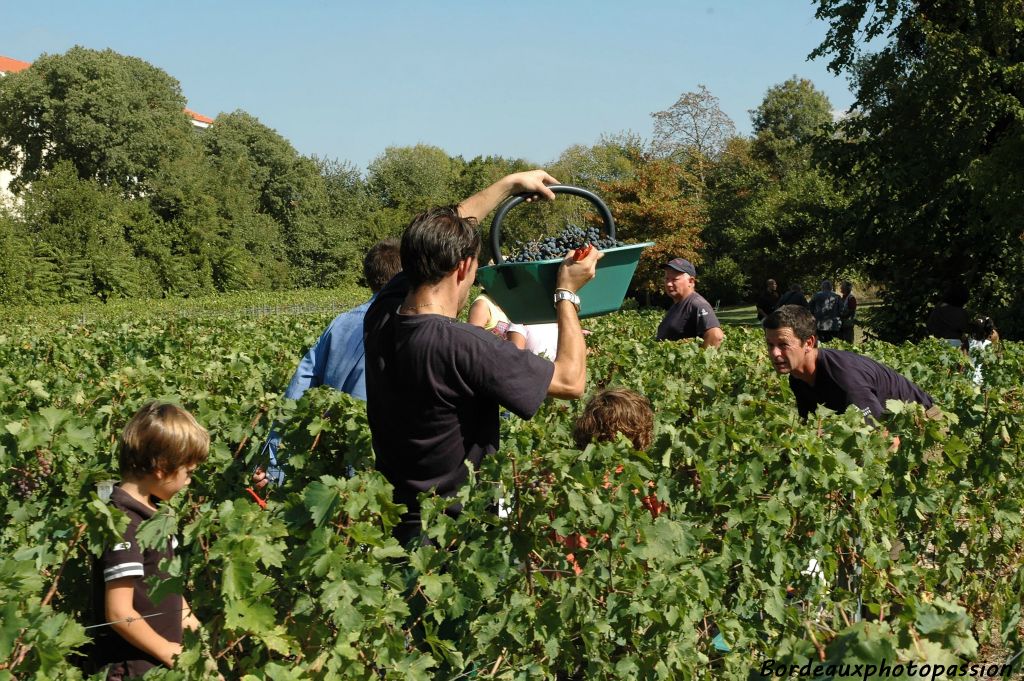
[251,467,269,490]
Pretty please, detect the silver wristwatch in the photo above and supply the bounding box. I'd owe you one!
[553,289,580,312]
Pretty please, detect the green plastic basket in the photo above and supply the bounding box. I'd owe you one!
[475,185,653,324]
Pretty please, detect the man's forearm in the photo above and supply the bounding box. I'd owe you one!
[549,301,586,398]
[458,176,514,222]
[458,170,558,222]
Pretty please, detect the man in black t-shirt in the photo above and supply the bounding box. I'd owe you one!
[656,258,724,348]
[763,305,935,423]
[363,170,601,545]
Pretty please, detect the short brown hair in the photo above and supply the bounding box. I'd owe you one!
[118,402,210,478]
[763,304,817,343]
[363,238,402,293]
[573,388,654,450]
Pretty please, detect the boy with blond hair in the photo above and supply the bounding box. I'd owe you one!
[90,402,209,679]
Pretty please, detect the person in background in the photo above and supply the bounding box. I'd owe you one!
[776,282,809,309]
[253,239,402,489]
[964,316,999,385]
[926,283,970,346]
[756,278,780,321]
[468,290,564,359]
[763,305,937,429]
[90,402,209,678]
[656,258,724,348]
[467,289,512,340]
[838,281,858,343]
[363,169,602,545]
[809,280,842,343]
[508,322,560,359]
[284,239,402,401]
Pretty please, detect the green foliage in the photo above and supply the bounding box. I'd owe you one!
[0,301,1021,678]
[814,0,1024,340]
[598,152,706,299]
[703,76,848,306]
[0,46,193,197]
[750,77,834,174]
[366,144,463,212]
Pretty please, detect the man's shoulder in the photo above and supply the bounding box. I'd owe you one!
[819,347,882,376]
[686,292,719,323]
[686,291,712,306]
[328,298,373,325]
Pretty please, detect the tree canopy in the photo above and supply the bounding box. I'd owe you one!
[814,0,1024,339]
[0,46,194,197]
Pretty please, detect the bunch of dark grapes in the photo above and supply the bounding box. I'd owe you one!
[12,451,53,500]
[506,224,626,263]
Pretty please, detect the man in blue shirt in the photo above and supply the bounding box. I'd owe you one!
[255,239,401,486]
[284,238,401,401]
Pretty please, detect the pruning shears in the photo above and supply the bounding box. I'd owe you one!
[573,244,593,261]
[244,486,268,510]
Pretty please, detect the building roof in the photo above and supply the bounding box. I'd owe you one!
[0,55,31,74]
[184,108,214,125]
[1,54,213,126]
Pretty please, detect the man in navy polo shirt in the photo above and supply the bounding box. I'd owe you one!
[656,258,724,348]
[763,304,936,424]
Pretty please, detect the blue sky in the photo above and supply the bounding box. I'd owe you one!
[2,1,854,171]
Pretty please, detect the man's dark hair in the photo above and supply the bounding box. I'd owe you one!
[763,304,818,343]
[401,206,481,287]
[363,238,402,293]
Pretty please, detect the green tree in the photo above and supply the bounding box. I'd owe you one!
[549,132,642,188]
[0,46,194,197]
[750,77,834,174]
[202,111,346,288]
[366,144,462,211]
[362,145,464,252]
[598,151,705,301]
[699,77,847,305]
[18,162,148,301]
[813,0,1024,339]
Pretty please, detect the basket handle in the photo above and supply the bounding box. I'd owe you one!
[488,185,616,265]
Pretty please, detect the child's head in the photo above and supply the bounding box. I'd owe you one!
[969,316,998,342]
[573,388,654,450]
[119,402,209,489]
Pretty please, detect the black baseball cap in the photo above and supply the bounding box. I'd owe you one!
[663,258,697,277]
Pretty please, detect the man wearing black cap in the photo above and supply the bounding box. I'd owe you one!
[656,258,724,348]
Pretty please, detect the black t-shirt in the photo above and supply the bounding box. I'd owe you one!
[364,272,555,516]
[926,304,969,339]
[790,348,934,421]
[656,292,721,341]
[90,487,182,678]
[777,291,809,308]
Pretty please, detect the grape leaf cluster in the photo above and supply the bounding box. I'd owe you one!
[506,224,625,263]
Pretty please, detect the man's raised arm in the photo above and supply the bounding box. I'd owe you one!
[457,170,559,222]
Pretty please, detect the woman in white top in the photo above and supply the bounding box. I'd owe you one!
[507,323,560,360]
[469,292,561,358]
